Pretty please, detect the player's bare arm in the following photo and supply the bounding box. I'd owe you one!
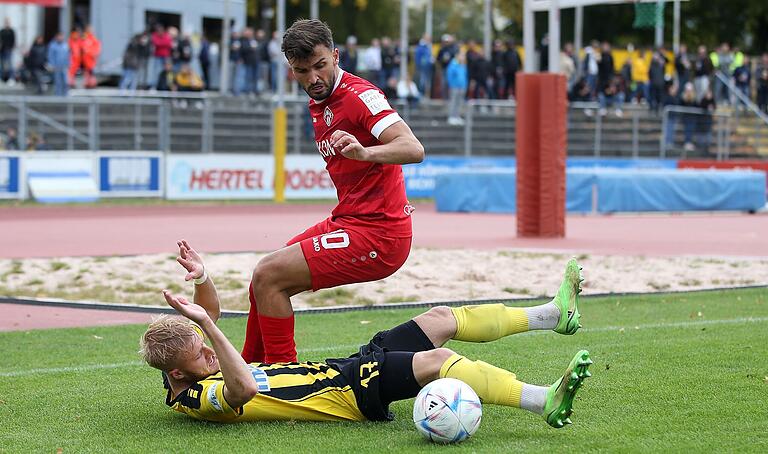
[162,290,258,407]
[330,121,424,164]
[175,239,221,322]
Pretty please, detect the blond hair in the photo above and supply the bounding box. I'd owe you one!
[139,315,199,371]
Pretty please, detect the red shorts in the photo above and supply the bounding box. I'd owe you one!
[287,218,412,292]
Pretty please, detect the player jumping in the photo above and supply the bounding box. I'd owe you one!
[242,19,425,364]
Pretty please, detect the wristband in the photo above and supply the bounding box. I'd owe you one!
[193,270,208,285]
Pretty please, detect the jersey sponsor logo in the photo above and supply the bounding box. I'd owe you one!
[403,204,415,216]
[248,365,271,392]
[313,236,321,252]
[208,382,223,412]
[315,139,336,158]
[358,89,391,116]
[323,106,334,126]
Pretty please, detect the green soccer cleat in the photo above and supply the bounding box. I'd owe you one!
[543,350,592,428]
[552,258,584,335]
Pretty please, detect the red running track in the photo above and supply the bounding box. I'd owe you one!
[1,203,767,258]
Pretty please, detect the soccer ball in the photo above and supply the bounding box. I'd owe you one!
[413,378,482,443]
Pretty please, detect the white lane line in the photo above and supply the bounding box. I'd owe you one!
[2,316,766,378]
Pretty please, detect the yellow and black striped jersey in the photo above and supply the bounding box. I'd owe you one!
[165,361,366,423]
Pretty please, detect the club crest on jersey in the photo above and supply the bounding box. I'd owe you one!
[323,106,334,126]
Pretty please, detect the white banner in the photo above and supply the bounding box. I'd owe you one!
[166,154,336,200]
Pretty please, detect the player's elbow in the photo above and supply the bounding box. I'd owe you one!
[410,140,425,163]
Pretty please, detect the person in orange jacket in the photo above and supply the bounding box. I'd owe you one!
[68,25,101,88]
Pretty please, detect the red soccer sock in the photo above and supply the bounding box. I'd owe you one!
[240,283,266,363]
[258,313,297,364]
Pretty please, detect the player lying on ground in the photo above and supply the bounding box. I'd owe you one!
[242,18,425,365]
[139,241,592,427]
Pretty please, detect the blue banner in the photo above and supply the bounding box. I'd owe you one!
[99,154,161,195]
[0,156,21,198]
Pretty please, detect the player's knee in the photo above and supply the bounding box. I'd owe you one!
[426,306,453,323]
[251,254,279,292]
[426,347,455,372]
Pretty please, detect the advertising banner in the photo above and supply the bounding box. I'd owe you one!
[0,154,22,199]
[98,152,163,197]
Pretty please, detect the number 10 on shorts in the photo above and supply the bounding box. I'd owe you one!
[313,231,350,252]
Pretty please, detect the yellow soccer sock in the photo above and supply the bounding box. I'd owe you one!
[439,353,523,407]
[450,304,529,342]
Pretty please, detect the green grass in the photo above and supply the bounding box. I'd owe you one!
[1,288,767,452]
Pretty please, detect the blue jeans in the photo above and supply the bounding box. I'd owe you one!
[0,50,12,81]
[151,56,167,88]
[52,68,68,96]
[245,62,259,94]
[415,64,432,96]
[231,62,244,95]
[119,68,138,91]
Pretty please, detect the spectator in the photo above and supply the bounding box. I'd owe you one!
[361,38,382,87]
[568,77,592,103]
[255,29,270,92]
[396,74,421,107]
[446,52,468,125]
[414,34,433,96]
[228,31,243,95]
[561,42,577,91]
[597,74,625,117]
[662,83,680,148]
[175,64,203,92]
[199,36,211,90]
[0,18,15,83]
[619,44,633,101]
[756,53,768,113]
[156,59,176,91]
[175,33,193,71]
[679,82,698,152]
[240,28,260,95]
[502,39,521,99]
[47,32,69,96]
[648,48,667,113]
[267,31,282,91]
[597,41,615,95]
[380,36,399,88]
[436,34,458,99]
[582,41,600,99]
[27,36,47,94]
[631,49,649,103]
[26,133,49,151]
[151,24,173,88]
[696,88,716,153]
[732,55,750,106]
[675,43,691,89]
[382,76,398,100]
[136,32,151,89]
[69,25,100,88]
[2,127,19,150]
[710,43,733,105]
[119,34,142,92]
[539,34,549,72]
[693,45,713,101]
[490,39,506,97]
[339,35,358,74]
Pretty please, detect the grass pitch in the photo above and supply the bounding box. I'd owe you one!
[2,288,767,453]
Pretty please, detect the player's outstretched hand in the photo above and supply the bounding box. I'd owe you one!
[176,239,205,282]
[162,290,210,324]
[330,129,368,161]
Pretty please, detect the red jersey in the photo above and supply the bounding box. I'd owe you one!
[309,70,413,238]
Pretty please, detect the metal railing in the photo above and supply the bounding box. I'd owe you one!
[1,90,766,159]
[660,106,731,159]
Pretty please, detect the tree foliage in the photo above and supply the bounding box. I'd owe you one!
[247,0,768,53]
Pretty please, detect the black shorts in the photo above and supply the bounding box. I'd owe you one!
[325,320,435,421]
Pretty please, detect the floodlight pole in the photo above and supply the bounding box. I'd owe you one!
[483,0,492,60]
[310,0,319,20]
[672,0,680,53]
[400,0,409,83]
[654,0,664,48]
[425,0,433,40]
[548,0,560,72]
[220,0,231,94]
[523,0,535,72]
[574,5,583,73]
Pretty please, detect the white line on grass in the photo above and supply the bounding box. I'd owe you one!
[2,316,766,378]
